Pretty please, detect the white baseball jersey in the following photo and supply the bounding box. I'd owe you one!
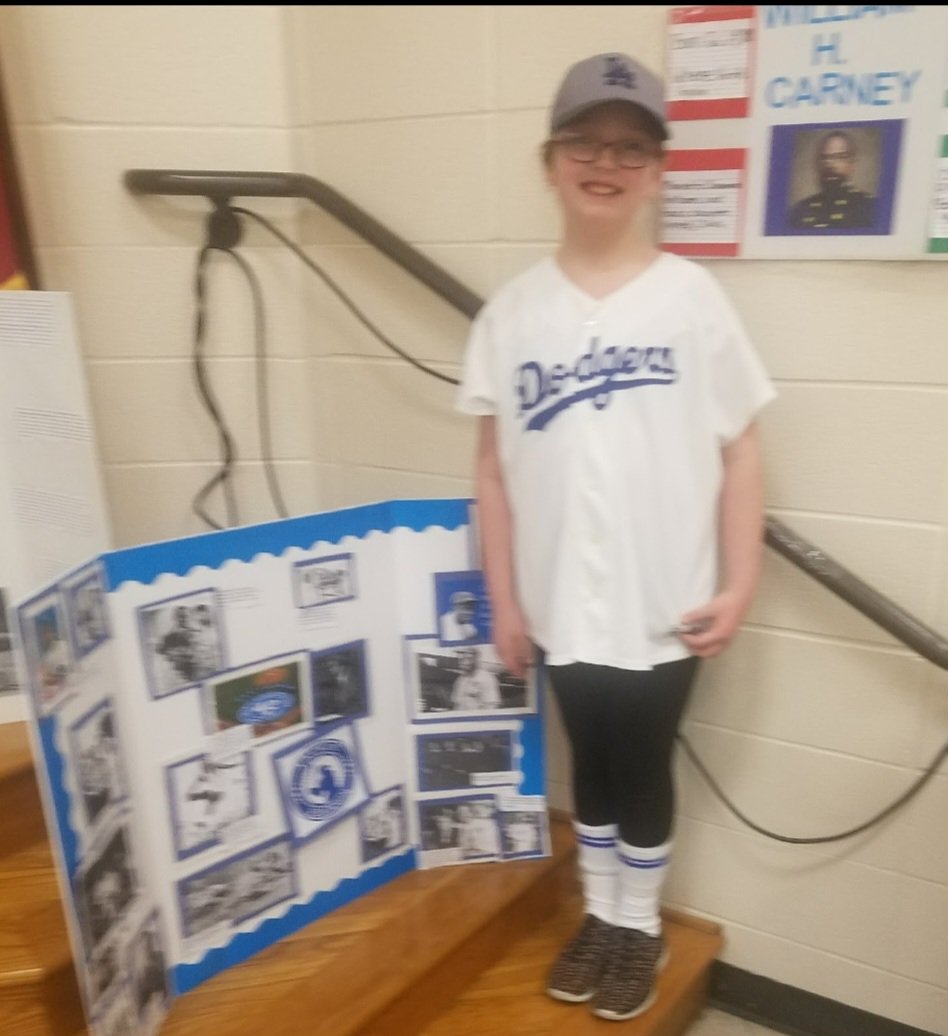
[457,251,775,671]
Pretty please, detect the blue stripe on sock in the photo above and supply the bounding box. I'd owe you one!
[578,835,617,848]
[619,855,668,869]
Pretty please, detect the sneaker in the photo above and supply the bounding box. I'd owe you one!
[546,914,615,1003]
[590,927,668,1021]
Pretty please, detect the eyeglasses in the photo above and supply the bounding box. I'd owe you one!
[548,133,656,169]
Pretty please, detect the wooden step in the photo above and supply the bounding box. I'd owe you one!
[0,721,48,859]
[162,816,578,1036]
[0,718,723,1036]
[0,722,85,1036]
[418,898,723,1036]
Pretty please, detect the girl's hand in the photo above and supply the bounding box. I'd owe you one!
[492,603,533,679]
[676,590,748,658]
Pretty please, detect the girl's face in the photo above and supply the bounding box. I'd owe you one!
[545,102,664,230]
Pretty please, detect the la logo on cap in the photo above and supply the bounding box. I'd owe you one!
[603,55,636,90]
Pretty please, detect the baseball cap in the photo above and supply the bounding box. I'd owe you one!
[451,591,477,605]
[550,52,669,141]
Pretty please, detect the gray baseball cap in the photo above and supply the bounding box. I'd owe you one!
[550,53,669,140]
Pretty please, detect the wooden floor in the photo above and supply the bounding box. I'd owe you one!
[1,719,723,1036]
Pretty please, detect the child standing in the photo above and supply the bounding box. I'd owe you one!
[457,52,775,1020]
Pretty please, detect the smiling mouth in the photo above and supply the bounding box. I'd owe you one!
[582,182,622,196]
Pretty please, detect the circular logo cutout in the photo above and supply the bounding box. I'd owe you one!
[290,739,355,822]
[237,688,297,725]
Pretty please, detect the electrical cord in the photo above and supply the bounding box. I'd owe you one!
[677,730,948,845]
[219,246,290,520]
[192,244,239,530]
[230,206,461,387]
[190,200,948,845]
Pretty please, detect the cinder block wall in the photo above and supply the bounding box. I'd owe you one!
[1,5,946,1030]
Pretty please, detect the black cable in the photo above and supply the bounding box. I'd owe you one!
[192,245,239,530]
[677,730,948,845]
[230,206,460,386]
[215,245,290,520]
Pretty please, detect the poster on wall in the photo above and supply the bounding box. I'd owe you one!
[15,498,549,1036]
[0,292,113,722]
[662,5,948,259]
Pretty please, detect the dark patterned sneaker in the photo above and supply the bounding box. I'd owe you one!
[546,914,616,1003]
[590,926,668,1020]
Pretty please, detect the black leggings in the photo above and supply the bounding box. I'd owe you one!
[548,657,699,847]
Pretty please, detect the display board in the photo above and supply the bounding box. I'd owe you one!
[14,498,548,1036]
[662,4,948,258]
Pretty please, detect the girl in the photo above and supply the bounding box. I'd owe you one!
[457,52,775,1021]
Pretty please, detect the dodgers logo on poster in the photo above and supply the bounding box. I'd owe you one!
[290,739,354,822]
[238,687,297,726]
[272,725,370,845]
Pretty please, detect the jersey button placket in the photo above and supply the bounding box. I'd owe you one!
[576,317,611,654]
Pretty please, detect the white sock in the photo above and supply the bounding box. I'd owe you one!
[574,821,619,924]
[615,839,671,936]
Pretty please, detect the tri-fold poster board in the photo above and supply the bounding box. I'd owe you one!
[12,498,549,1036]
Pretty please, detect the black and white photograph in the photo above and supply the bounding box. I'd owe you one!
[418,795,501,860]
[91,986,138,1036]
[416,730,516,792]
[138,588,225,699]
[64,564,110,659]
[358,786,406,863]
[406,639,534,722]
[311,640,369,725]
[178,837,296,938]
[498,808,547,860]
[0,587,17,696]
[88,935,121,998]
[434,570,489,646]
[18,588,73,714]
[203,653,310,744]
[76,824,138,951]
[70,698,128,828]
[165,751,255,859]
[293,552,356,608]
[127,911,170,1027]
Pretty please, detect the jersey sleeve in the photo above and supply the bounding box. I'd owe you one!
[455,306,497,416]
[701,275,776,444]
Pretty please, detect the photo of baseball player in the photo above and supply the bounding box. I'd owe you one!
[77,825,137,951]
[65,567,110,659]
[19,591,73,714]
[91,988,138,1036]
[311,641,369,724]
[166,751,254,858]
[499,809,546,859]
[416,730,514,792]
[71,699,128,828]
[434,571,488,646]
[179,838,296,938]
[127,912,170,1027]
[138,589,224,699]
[293,552,356,608]
[0,588,17,696]
[358,788,405,863]
[418,797,500,861]
[407,640,533,721]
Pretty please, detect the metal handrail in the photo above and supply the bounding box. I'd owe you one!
[124,168,948,671]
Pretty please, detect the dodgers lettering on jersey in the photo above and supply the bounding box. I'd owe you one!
[515,336,678,431]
